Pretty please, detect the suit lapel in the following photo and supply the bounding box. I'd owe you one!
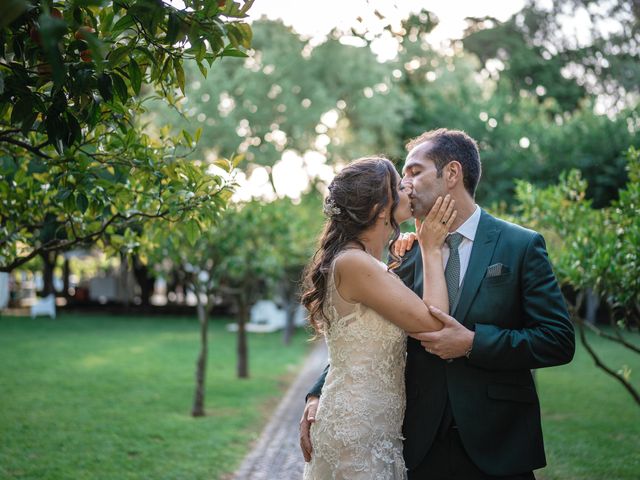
[453,210,501,325]
[413,249,424,296]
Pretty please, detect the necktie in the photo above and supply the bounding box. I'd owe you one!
[445,232,464,309]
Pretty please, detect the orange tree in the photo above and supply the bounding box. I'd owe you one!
[149,194,322,415]
[0,0,254,272]
[514,147,640,405]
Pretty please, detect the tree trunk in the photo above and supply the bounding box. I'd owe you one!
[283,300,297,345]
[237,299,249,378]
[40,251,57,297]
[192,297,209,417]
[585,288,600,325]
[132,254,155,307]
[62,256,70,298]
[120,252,130,311]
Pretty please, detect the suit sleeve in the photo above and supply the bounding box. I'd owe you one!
[306,364,329,400]
[392,243,418,288]
[469,233,575,370]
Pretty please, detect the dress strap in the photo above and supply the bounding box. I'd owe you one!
[327,252,358,319]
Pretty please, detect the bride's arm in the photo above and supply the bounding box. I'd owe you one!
[337,196,456,334]
[335,250,442,333]
[336,251,440,333]
[417,195,456,314]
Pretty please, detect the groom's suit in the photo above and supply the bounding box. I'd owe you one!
[308,210,575,477]
[395,209,574,476]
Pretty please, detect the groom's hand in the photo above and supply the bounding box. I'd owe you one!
[410,306,475,360]
[300,396,319,462]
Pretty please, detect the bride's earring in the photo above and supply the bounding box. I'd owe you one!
[384,218,389,226]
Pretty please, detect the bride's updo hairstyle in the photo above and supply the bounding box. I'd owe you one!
[302,157,402,334]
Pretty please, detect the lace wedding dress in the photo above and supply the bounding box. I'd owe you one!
[303,259,408,480]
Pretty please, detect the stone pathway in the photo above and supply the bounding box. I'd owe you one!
[232,341,327,480]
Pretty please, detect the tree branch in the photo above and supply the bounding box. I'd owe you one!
[567,293,640,406]
[0,208,178,272]
[0,137,52,159]
[586,320,640,354]
[0,129,21,137]
[576,318,640,405]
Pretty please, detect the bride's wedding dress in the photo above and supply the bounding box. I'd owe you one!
[303,259,407,480]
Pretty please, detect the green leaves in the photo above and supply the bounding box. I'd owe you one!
[76,192,89,214]
[174,58,185,94]
[0,0,29,29]
[108,45,131,68]
[38,12,68,87]
[514,147,640,314]
[226,22,252,50]
[111,72,128,103]
[0,0,255,271]
[97,72,113,101]
[128,59,142,95]
[111,14,135,34]
[184,219,200,246]
[166,11,182,45]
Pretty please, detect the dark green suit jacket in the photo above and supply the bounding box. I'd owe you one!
[308,210,575,476]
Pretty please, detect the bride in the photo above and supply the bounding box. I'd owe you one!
[301,157,456,479]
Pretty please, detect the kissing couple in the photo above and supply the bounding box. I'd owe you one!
[299,128,575,480]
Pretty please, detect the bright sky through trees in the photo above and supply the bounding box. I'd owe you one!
[171,1,602,201]
[242,1,533,199]
[247,0,527,60]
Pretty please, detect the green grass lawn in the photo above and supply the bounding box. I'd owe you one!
[0,313,312,480]
[537,329,640,480]
[1,315,638,479]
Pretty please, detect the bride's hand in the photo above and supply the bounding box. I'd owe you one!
[416,195,457,252]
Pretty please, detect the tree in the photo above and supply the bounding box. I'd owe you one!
[148,18,410,189]
[270,192,323,345]
[391,9,639,208]
[150,189,320,414]
[0,0,254,272]
[462,0,640,113]
[514,147,640,405]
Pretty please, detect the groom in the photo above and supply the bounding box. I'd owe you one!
[299,128,575,479]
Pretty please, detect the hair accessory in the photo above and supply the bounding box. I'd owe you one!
[323,197,342,217]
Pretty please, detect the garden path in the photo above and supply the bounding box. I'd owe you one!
[232,340,327,480]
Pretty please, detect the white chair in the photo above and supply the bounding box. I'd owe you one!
[294,304,308,327]
[227,300,287,333]
[30,294,56,319]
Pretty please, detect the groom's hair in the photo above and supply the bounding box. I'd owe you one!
[406,128,481,197]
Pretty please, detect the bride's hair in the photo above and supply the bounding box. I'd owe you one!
[301,157,402,334]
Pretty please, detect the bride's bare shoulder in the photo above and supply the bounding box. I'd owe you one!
[334,250,384,279]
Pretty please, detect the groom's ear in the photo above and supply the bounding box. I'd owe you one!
[445,161,463,188]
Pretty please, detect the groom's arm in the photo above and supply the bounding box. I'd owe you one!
[300,365,328,462]
[307,365,328,399]
[392,241,418,289]
[413,233,575,369]
[470,233,575,370]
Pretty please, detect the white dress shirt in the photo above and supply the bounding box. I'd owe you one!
[442,205,481,287]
